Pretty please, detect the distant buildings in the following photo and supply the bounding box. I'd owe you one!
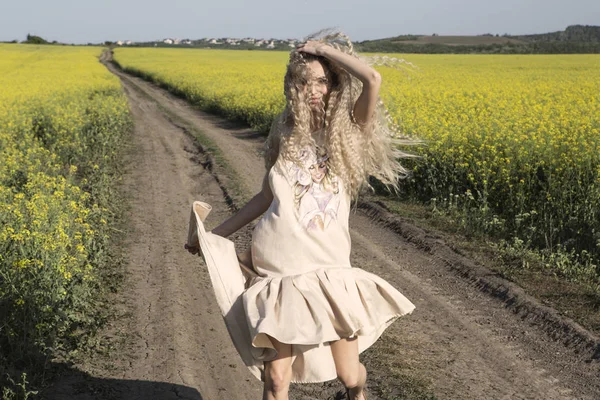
[112,36,299,49]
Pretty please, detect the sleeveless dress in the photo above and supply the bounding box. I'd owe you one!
[187,144,415,383]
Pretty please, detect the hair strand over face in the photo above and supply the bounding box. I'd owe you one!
[264,30,421,199]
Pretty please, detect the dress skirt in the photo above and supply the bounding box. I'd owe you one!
[188,201,415,383]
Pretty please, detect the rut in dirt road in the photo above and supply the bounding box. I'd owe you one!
[49,53,599,400]
[102,82,263,399]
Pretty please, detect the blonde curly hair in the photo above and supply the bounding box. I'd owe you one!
[264,30,417,199]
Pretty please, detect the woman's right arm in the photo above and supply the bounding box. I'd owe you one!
[212,117,281,237]
[210,172,273,237]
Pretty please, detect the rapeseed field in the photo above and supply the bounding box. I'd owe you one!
[113,48,600,275]
[0,44,130,386]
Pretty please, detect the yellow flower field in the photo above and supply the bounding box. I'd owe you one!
[113,48,600,268]
[379,54,600,262]
[0,44,131,373]
[114,48,286,132]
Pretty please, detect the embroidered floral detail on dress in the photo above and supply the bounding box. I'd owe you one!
[286,146,341,231]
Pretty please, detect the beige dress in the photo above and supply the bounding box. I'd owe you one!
[188,145,415,383]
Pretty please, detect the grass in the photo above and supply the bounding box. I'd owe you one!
[366,192,600,337]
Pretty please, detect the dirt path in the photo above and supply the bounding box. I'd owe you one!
[46,54,599,400]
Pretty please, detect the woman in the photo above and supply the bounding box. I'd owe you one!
[186,31,415,400]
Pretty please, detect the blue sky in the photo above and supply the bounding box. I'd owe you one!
[1,0,599,44]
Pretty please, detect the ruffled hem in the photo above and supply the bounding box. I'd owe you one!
[189,201,415,384]
[243,266,415,360]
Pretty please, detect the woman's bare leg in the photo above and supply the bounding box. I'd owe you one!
[330,337,367,400]
[263,336,293,400]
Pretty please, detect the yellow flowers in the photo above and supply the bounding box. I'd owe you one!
[380,54,599,257]
[114,48,287,132]
[1,44,131,368]
[114,48,600,263]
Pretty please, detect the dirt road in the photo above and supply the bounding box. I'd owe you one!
[46,54,599,400]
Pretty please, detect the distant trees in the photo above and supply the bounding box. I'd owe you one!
[355,25,600,54]
[25,34,49,44]
[511,25,600,43]
[355,40,600,54]
[563,25,600,41]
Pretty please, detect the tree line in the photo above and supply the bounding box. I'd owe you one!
[355,25,600,54]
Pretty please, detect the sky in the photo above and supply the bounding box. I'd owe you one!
[1,0,599,44]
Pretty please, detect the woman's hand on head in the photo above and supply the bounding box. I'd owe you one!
[296,40,329,57]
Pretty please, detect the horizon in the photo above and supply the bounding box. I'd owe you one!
[2,0,599,45]
[8,24,599,46]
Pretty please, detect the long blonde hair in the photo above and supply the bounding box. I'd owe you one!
[264,30,417,199]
